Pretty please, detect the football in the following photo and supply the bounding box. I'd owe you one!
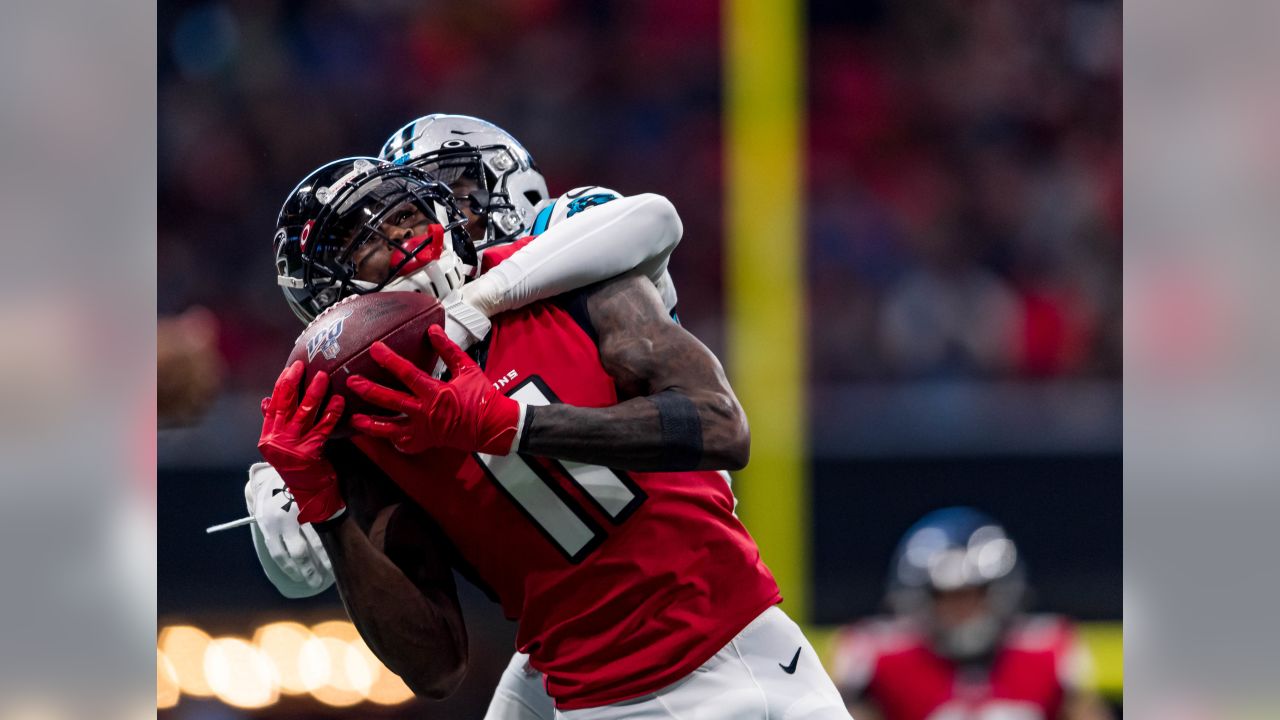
[285,291,445,433]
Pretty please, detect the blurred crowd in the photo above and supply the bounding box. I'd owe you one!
[159,0,1120,394]
[807,0,1121,381]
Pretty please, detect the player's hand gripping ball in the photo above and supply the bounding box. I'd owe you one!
[346,326,523,456]
[263,292,446,521]
[257,361,345,524]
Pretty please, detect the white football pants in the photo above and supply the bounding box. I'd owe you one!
[484,650,555,720]
[484,606,852,720]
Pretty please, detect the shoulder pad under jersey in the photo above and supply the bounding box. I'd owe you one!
[529,186,623,235]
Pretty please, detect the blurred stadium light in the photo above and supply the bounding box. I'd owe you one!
[158,617,1121,709]
[158,620,415,711]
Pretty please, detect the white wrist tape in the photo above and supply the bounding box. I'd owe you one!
[443,292,492,343]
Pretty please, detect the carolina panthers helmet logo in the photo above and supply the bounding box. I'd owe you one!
[306,308,353,361]
[566,193,617,218]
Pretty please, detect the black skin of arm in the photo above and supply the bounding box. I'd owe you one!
[315,446,467,699]
[520,272,750,472]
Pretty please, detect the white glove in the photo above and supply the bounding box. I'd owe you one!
[434,292,492,377]
[442,291,492,348]
[245,462,334,598]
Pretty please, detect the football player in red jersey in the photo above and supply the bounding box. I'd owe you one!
[827,508,1113,720]
[257,158,851,718]
[247,115,686,718]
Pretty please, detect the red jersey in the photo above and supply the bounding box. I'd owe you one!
[353,240,781,709]
[829,615,1094,720]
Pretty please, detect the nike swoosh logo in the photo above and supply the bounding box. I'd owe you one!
[450,129,478,135]
[779,647,801,674]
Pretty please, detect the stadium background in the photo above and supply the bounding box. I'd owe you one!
[157,0,1122,716]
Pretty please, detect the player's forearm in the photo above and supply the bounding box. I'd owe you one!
[520,272,751,472]
[316,514,466,699]
[518,389,749,472]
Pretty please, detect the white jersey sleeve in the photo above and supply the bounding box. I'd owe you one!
[533,186,626,232]
[461,187,682,317]
[534,186,680,313]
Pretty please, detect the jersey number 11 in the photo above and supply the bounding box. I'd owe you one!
[474,376,647,563]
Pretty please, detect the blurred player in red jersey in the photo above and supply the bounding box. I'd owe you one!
[256,156,851,718]
[827,508,1112,720]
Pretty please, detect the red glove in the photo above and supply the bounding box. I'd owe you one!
[258,360,347,524]
[348,325,522,455]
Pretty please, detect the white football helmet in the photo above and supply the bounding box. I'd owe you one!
[379,114,549,251]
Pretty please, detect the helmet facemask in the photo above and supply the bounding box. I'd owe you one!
[396,140,532,252]
[922,585,1006,662]
[279,163,472,322]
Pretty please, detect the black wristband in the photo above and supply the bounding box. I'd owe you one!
[517,403,538,454]
[647,390,703,470]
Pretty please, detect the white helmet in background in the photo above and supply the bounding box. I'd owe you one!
[379,114,550,252]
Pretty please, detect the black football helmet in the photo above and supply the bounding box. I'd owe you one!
[273,157,472,323]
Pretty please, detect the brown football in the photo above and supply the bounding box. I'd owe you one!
[284,291,444,435]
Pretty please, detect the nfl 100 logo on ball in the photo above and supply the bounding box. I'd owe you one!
[283,292,445,435]
[305,307,354,362]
